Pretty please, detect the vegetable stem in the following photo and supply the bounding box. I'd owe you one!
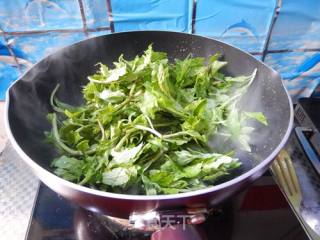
[51,113,83,156]
[134,125,162,138]
[162,131,189,139]
[97,120,105,141]
[50,84,64,113]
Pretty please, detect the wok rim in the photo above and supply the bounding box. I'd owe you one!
[4,30,294,201]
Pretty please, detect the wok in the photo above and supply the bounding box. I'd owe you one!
[5,31,293,220]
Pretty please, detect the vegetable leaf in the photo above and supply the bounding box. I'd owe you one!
[245,112,268,126]
[102,167,130,187]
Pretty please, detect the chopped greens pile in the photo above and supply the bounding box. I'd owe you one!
[47,45,267,195]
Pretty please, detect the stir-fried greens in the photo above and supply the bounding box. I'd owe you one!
[47,45,267,195]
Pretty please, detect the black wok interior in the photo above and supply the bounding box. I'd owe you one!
[8,31,291,177]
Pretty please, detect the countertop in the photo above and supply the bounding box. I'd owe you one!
[0,102,39,240]
[1,100,320,240]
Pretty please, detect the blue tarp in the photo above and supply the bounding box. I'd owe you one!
[0,0,319,100]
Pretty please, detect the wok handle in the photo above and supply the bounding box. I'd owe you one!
[151,224,207,240]
[295,127,320,175]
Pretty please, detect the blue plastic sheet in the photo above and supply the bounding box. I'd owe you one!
[111,0,192,32]
[268,0,320,50]
[6,32,87,63]
[0,0,320,101]
[0,62,19,99]
[0,0,82,31]
[196,0,277,52]
[88,30,111,38]
[265,52,320,102]
[82,0,110,29]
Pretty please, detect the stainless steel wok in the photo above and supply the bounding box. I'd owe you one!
[5,31,293,221]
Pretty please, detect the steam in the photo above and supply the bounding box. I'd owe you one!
[9,33,290,174]
[234,69,289,168]
[207,67,289,173]
[8,36,108,167]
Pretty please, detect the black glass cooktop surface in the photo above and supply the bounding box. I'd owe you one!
[25,178,308,240]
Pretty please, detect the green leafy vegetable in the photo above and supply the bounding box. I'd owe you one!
[245,112,268,126]
[47,45,267,195]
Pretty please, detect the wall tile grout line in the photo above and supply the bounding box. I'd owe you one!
[2,27,111,36]
[106,0,115,33]
[0,28,21,73]
[77,0,89,37]
[87,27,112,32]
[267,48,320,54]
[250,52,263,55]
[191,0,197,34]
[261,0,282,61]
